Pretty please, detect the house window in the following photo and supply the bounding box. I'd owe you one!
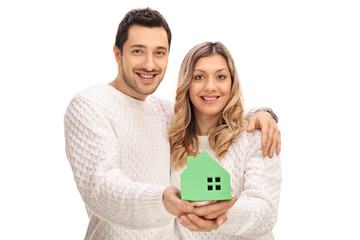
[207,177,221,191]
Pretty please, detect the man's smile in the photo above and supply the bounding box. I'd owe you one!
[136,72,159,82]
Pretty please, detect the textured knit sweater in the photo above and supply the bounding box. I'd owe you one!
[170,131,282,240]
[64,84,177,240]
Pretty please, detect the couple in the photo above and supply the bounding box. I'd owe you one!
[64,8,281,240]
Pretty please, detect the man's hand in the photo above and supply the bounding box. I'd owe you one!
[192,197,237,220]
[163,186,194,216]
[177,197,237,232]
[177,212,227,232]
[247,111,281,158]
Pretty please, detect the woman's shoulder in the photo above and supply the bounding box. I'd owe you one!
[230,130,262,155]
[148,95,173,113]
[235,129,261,146]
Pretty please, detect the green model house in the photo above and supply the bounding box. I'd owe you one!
[181,151,231,202]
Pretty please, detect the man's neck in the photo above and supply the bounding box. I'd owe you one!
[109,77,147,101]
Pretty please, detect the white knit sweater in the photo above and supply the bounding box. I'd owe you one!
[170,131,281,240]
[64,84,178,240]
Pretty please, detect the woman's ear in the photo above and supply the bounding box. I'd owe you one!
[113,45,121,64]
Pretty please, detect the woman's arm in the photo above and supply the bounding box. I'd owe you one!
[219,130,282,237]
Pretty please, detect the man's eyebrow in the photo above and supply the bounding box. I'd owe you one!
[129,45,168,51]
[156,46,168,51]
[130,44,146,48]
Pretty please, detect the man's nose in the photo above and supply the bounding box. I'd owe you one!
[143,53,155,71]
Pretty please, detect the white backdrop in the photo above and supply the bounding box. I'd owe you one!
[1,0,359,239]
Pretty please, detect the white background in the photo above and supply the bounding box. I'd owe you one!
[1,0,359,239]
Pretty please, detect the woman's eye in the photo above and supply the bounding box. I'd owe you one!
[194,75,204,80]
[218,75,226,80]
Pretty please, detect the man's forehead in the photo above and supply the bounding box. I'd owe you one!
[125,24,169,49]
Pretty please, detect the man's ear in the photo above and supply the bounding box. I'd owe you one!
[113,45,121,64]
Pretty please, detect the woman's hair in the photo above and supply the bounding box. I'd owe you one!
[168,42,247,169]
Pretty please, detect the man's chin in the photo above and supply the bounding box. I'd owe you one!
[139,89,157,96]
[138,82,161,95]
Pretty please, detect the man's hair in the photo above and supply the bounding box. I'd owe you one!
[115,8,172,54]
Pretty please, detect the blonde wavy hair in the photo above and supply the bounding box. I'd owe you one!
[168,42,248,169]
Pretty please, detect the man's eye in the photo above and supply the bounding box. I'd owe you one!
[133,50,142,54]
[156,51,165,56]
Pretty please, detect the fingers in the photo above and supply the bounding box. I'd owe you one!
[250,111,281,158]
[201,207,228,220]
[261,123,269,157]
[191,201,217,207]
[178,214,222,232]
[192,197,237,219]
[276,130,281,155]
[178,215,199,232]
[168,199,193,215]
[246,117,256,133]
[163,186,193,216]
[264,124,275,158]
[264,125,282,158]
[268,137,276,158]
[215,212,228,227]
[268,127,281,158]
[173,196,194,214]
[201,198,236,220]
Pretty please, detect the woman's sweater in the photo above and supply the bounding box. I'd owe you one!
[171,131,281,240]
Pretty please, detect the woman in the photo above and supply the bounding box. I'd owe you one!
[169,42,281,239]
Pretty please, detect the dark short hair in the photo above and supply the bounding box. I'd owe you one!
[115,8,172,54]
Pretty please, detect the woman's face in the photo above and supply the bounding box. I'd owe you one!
[189,54,232,121]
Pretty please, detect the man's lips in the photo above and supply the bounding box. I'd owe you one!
[200,96,220,103]
[136,72,158,82]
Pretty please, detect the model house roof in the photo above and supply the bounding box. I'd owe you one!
[181,151,231,202]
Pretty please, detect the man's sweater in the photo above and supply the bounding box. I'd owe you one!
[64,84,177,240]
[171,131,281,240]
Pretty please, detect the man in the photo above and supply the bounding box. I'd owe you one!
[64,8,281,240]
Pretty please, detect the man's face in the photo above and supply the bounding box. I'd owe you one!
[114,24,169,100]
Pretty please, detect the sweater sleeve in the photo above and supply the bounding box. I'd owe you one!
[64,97,173,229]
[243,107,278,123]
[218,131,281,237]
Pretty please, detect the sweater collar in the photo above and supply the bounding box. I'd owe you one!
[104,83,150,107]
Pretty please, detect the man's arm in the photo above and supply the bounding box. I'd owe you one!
[244,108,281,158]
[64,97,173,229]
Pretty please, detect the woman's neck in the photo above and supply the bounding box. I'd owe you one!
[194,113,221,136]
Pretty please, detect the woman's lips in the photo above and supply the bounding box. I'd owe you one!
[200,96,220,103]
